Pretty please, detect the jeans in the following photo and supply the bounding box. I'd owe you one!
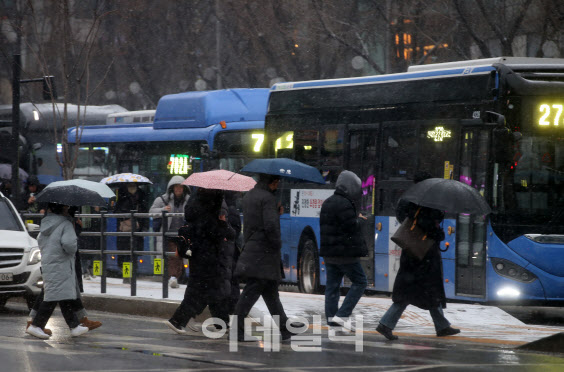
[324,262,367,322]
[380,301,451,332]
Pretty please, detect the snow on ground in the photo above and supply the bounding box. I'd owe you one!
[83,276,564,345]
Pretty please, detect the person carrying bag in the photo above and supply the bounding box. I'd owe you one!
[391,207,435,260]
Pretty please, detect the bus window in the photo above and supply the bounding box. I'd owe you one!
[349,130,379,215]
[320,127,344,184]
[381,125,417,180]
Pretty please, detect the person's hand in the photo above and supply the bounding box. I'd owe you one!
[219,214,226,221]
[277,202,284,215]
[76,218,83,227]
[358,213,367,220]
[28,196,35,204]
[163,205,172,212]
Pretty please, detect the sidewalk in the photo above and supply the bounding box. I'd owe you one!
[82,276,564,347]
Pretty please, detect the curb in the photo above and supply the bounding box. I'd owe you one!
[81,293,213,321]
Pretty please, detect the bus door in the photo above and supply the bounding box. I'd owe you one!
[347,126,380,288]
[455,128,489,298]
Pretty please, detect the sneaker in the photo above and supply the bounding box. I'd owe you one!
[26,321,52,336]
[169,277,179,288]
[83,273,92,280]
[376,323,398,341]
[329,316,356,333]
[79,317,102,330]
[186,318,201,332]
[26,325,50,339]
[70,325,89,337]
[164,320,186,334]
[436,326,461,337]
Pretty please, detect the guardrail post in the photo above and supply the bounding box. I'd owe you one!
[100,211,107,294]
[162,209,168,299]
[131,210,137,297]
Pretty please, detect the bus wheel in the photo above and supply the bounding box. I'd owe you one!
[298,239,319,294]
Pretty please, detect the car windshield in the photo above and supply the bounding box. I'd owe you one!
[0,198,23,231]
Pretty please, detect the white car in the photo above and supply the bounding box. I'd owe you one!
[0,191,42,309]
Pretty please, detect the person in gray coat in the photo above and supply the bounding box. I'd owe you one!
[233,174,298,341]
[149,175,190,288]
[25,203,89,339]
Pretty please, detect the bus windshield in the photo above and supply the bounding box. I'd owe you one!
[214,130,265,172]
[72,141,203,200]
[494,131,564,236]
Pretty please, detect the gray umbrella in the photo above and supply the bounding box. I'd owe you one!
[36,179,114,206]
[400,178,491,215]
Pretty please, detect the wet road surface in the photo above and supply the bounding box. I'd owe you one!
[2,302,564,371]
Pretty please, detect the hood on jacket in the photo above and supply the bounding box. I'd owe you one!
[167,175,189,196]
[40,213,70,236]
[335,170,362,201]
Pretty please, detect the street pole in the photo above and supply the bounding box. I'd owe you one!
[11,54,21,209]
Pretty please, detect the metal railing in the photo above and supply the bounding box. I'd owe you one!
[21,210,183,299]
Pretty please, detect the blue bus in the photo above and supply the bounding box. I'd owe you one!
[264,57,564,304]
[68,88,270,274]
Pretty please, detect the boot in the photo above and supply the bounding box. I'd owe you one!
[26,320,52,336]
[80,317,102,330]
[376,323,398,341]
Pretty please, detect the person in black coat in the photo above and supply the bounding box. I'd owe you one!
[320,170,368,330]
[377,175,460,340]
[165,188,235,334]
[233,174,298,341]
[223,191,242,314]
[113,183,147,283]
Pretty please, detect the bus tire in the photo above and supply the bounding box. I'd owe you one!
[298,239,320,294]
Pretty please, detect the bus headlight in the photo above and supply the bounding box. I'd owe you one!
[490,257,537,283]
[496,287,520,298]
[28,248,41,265]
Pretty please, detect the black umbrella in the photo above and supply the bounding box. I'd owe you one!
[400,178,491,215]
[35,180,114,206]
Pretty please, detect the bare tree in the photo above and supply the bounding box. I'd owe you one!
[14,0,116,180]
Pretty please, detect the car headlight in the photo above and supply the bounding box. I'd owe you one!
[28,247,41,265]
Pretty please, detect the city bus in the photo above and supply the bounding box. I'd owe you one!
[265,57,564,304]
[67,88,270,274]
[0,102,127,186]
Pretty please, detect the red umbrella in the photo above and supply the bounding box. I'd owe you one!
[182,170,256,192]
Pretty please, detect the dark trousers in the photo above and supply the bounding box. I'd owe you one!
[32,299,81,329]
[234,278,289,334]
[32,289,85,315]
[169,279,224,328]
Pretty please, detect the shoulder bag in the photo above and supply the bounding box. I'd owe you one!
[390,207,435,260]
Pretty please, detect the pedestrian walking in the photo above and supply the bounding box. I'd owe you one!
[149,176,190,288]
[223,191,242,314]
[320,170,368,332]
[26,206,102,335]
[233,174,300,342]
[114,183,147,283]
[376,172,460,340]
[25,203,89,339]
[164,188,235,334]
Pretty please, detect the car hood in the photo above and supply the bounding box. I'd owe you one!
[508,235,564,277]
[0,230,38,250]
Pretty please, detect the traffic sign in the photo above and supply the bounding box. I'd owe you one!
[154,258,162,275]
[122,262,131,278]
